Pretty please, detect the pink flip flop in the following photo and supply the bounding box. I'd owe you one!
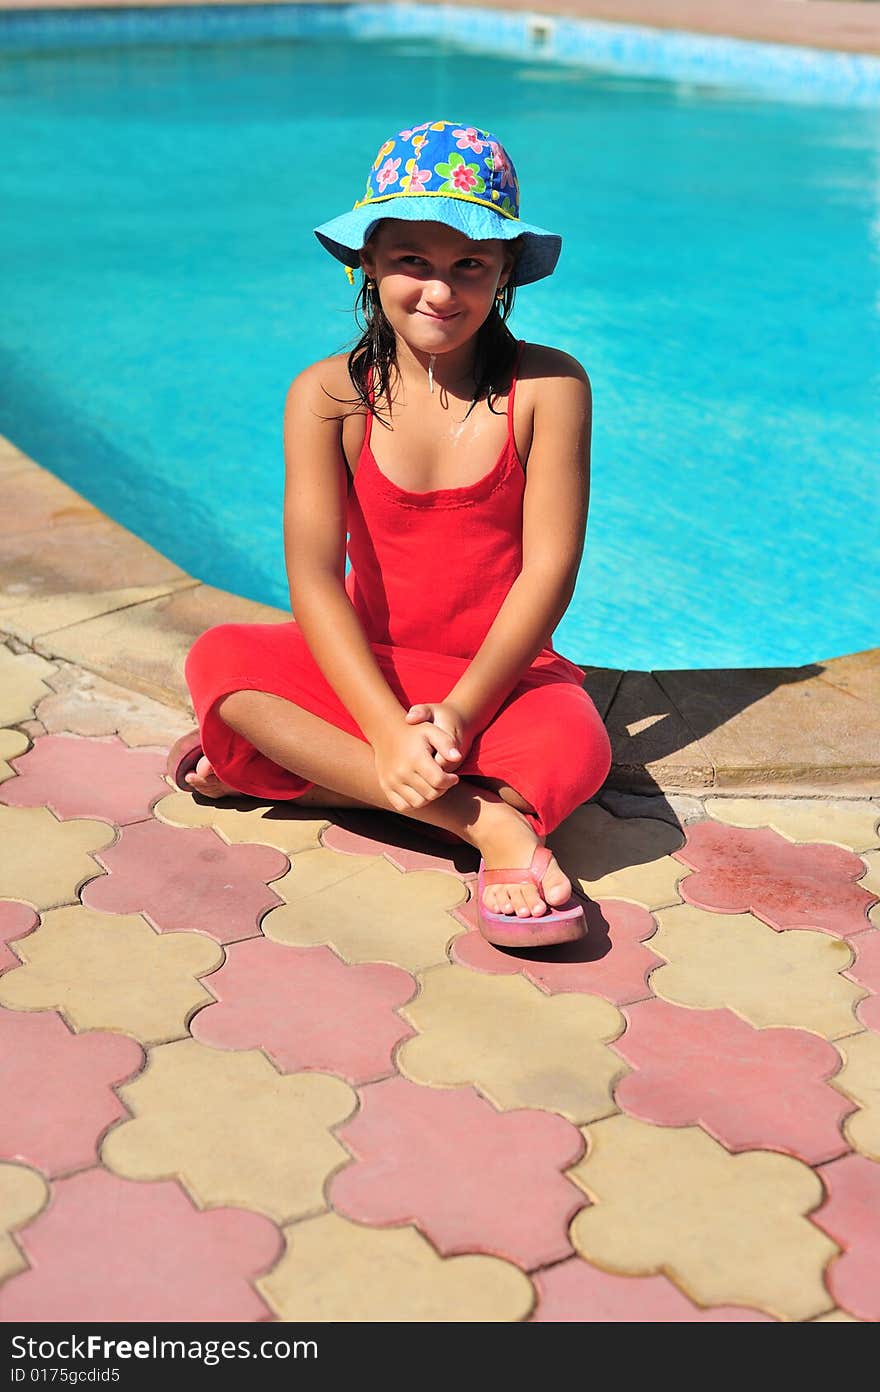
[165,729,204,791]
[477,845,586,949]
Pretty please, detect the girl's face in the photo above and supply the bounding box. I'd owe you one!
[360,219,513,357]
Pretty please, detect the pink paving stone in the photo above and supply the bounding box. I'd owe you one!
[532,1258,776,1321]
[612,999,853,1164]
[80,820,287,942]
[845,929,880,1033]
[0,734,169,826]
[192,940,417,1083]
[452,899,661,1004]
[0,1007,144,1177]
[0,1169,282,1322]
[812,1153,880,1322]
[674,821,877,938]
[330,1075,586,1269]
[0,902,39,973]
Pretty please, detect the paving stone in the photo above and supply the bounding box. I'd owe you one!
[258,1212,534,1322]
[0,1008,144,1176]
[0,906,223,1045]
[0,1162,48,1283]
[37,663,193,746]
[102,1039,355,1223]
[398,965,625,1122]
[812,1309,862,1322]
[0,902,39,973]
[649,904,864,1037]
[704,796,880,853]
[1,580,199,647]
[0,730,29,786]
[330,1075,585,1269]
[191,940,416,1083]
[833,1031,880,1161]
[265,849,467,973]
[0,511,188,611]
[451,899,661,1005]
[819,649,880,706]
[845,930,880,1033]
[599,789,707,828]
[613,999,852,1164]
[603,669,714,791]
[569,1114,837,1321]
[81,820,287,942]
[811,1153,880,1322]
[320,808,478,876]
[657,656,880,791]
[0,439,32,480]
[155,790,328,855]
[33,584,288,709]
[674,821,877,938]
[549,803,687,909]
[0,465,102,541]
[860,849,880,900]
[0,1169,281,1322]
[0,647,56,725]
[0,806,113,909]
[531,1257,776,1322]
[0,734,168,825]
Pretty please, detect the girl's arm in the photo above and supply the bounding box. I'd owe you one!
[283,361,461,809]
[443,345,592,735]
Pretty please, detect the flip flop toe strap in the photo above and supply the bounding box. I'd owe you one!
[481,846,554,892]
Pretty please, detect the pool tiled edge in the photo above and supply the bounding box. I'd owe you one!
[3,433,878,797]
[1,2,879,104]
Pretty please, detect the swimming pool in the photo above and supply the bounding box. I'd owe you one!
[1,5,878,671]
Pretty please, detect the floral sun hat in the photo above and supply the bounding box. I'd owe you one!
[313,119,562,287]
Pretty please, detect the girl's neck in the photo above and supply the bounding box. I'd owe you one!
[393,335,479,400]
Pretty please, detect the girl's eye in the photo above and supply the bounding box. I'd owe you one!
[399,255,426,266]
[458,259,484,270]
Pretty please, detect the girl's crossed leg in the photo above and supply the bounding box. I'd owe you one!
[192,689,573,919]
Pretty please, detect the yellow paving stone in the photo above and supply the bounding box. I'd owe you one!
[650,903,864,1037]
[833,1030,880,1161]
[265,849,467,973]
[0,1163,48,1283]
[0,806,114,909]
[0,647,56,725]
[259,1212,534,1322]
[857,849,880,898]
[569,1115,836,1321]
[0,728,29,785]
[704,796,880,852]
[812,1310,862,1321]
[399,965,625,1122]
[0,906,222,1045]
[102,1039,355,1223]
[155,791,329,855]
[550,803,686,909]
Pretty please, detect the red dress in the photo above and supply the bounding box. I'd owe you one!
[185,343,611,837]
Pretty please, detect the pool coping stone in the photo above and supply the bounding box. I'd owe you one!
[3,434,877,799]
[0,0,878,58]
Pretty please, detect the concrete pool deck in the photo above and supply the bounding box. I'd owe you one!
[2,0,880,1332]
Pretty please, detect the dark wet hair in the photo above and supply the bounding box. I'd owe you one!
[344,232,524,423]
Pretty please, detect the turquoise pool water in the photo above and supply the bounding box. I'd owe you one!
[1,12,878,670]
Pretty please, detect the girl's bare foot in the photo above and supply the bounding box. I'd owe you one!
[472,799,573,917]
[184,756,238,799]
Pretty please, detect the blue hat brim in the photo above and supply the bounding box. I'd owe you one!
[314,195,561,287]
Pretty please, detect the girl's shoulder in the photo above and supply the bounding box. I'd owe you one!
[285,352,364,422]
[517,341,591,391]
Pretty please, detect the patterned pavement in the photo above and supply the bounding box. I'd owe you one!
[1,640,878,1323]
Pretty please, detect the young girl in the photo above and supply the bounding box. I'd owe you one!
[169,118,612,949]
